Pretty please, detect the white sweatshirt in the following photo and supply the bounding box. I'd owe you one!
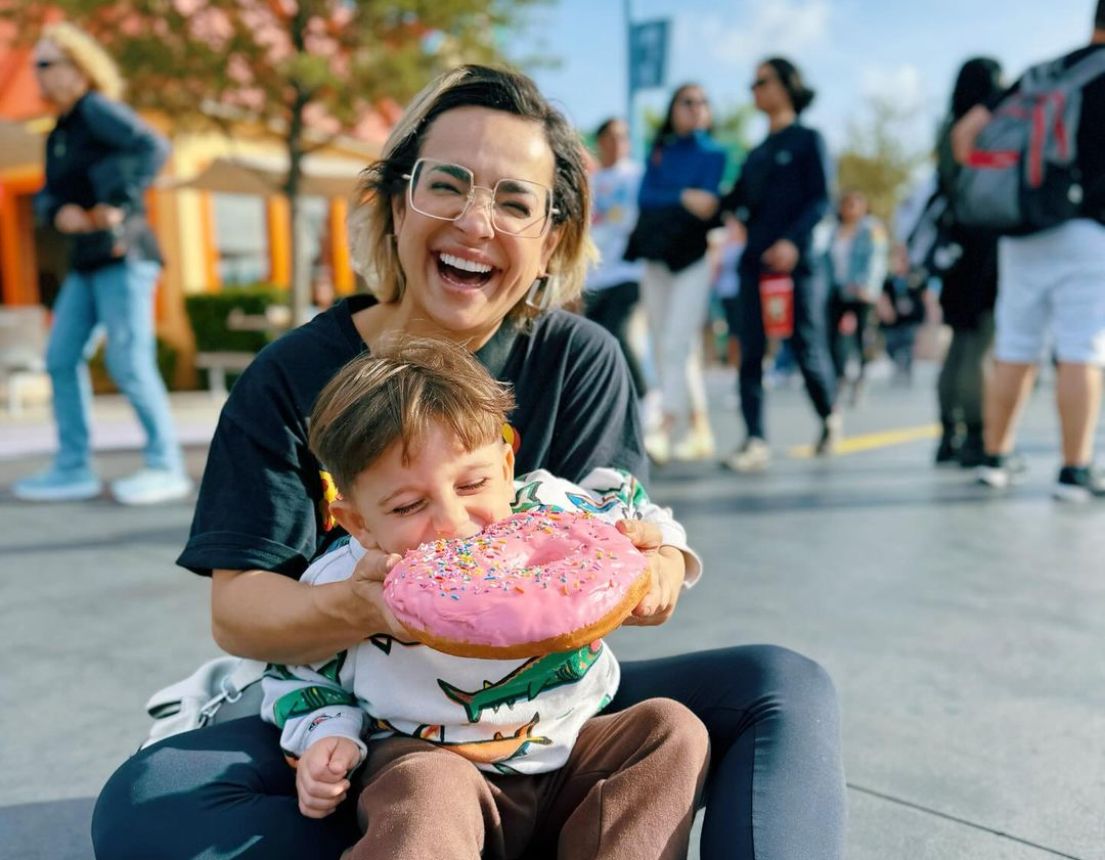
[260,468,699,775]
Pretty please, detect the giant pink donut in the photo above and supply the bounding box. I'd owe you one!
[383,510,651,658]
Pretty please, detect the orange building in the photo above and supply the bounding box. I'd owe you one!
[0,22,399,385]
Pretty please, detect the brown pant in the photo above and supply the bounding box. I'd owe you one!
[343,698,710,860]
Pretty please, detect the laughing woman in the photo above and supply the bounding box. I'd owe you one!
[92,65,845,860]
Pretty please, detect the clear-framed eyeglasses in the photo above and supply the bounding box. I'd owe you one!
[403,158,559,238]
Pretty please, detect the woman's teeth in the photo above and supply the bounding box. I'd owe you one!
[439,253,492,274]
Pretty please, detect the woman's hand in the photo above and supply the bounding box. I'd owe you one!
[54,204,92,234]
[616,520,686,626]
[681,189,719,220]
[347,544,410,639]
[761,239,799,274]
[89,203,125,229]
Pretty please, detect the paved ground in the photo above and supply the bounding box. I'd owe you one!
[2,363,1103,860]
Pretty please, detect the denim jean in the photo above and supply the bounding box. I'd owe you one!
[45,259,181,472]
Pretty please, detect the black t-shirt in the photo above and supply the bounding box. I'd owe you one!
[177,295,647,578]
[1000,43,1105,223]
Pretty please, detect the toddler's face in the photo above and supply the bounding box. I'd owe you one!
[333,423,516,555]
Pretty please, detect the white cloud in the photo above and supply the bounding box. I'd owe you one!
[674,0,831,74]
[858,63,927,114]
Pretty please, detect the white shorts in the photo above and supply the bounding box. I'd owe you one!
[994,219,1105,365]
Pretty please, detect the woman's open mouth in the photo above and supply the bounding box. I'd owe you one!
[436,252,497,290]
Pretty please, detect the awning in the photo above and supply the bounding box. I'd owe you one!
[0,118,44,170]
[171,153,368,199]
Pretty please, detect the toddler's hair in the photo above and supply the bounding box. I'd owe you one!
[309,337,516,494]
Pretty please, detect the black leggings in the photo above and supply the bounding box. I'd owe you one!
[92,645,846,860]
[827,295,873,382]
[738,270,838,440]
[937,313,995,431]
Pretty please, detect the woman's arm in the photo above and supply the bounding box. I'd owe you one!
[80,92,170,212]
[782,130,832,248]
[211,553,405,664]
[637,154,683,208]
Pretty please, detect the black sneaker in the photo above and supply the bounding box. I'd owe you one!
[976,453,1026,489]
[1053,465,1105,502]
[934,433,961,466]
[958,432,986,469]
[814,413,843,456]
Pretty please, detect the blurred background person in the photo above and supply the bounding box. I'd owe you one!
[933,57,1003,468]
[720,57,838,472]
[712,218,747,373]
[11,22,189,506]
[625,83,727,464]
[824,189,887,407]
[583,117,647,399]
[877,244,928,385]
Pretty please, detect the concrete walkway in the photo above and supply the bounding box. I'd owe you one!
[1,363,1102,860]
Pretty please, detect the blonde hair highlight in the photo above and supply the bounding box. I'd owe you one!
[42,22,124,101]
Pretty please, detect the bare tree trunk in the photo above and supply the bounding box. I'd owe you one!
[286,7,312,327]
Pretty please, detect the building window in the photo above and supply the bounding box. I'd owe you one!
[212,193,269,285]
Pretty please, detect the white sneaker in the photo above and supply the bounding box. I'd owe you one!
[723,438,771,472]
[672,427,716,462]
[644,430,671,466]
[111,468,193,506]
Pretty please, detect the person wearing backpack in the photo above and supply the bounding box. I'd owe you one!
[933,58,1004,468]
[952,2,1105,500]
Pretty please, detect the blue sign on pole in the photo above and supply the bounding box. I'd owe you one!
[629,19,668,93]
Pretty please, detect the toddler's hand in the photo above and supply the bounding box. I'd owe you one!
[295,736,362,819]
[616,520,685,626]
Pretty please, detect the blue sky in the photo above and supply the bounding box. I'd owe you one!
[511,0,1096,156]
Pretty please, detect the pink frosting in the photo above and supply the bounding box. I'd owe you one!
[383,510,648,649]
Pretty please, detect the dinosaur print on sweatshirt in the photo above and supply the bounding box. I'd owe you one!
[438,641,604,723]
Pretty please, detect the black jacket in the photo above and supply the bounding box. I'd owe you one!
[34,91,170,271]
[623,205,711,273]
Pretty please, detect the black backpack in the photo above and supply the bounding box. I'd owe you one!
[954,49,1105,234]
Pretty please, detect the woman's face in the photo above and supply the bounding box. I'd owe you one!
[751,64,789,115]
[391,106,562,344]
[670,87,710,136]
[32,39,87,111]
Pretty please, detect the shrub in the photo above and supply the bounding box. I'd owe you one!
[184,284,288,353]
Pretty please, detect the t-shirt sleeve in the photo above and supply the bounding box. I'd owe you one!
[177,354,324,578]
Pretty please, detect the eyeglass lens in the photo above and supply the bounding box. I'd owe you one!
[408,159,551,237]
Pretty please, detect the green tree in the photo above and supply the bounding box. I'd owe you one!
[4,0,542,323]
[836,95,930,225]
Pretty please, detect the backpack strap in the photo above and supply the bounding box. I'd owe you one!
[1024,47,1105,91]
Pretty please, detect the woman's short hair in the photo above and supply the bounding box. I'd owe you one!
[308,336,515,495]
[762,57,815,115]
[349,65,593,324]
[42,22,123,101]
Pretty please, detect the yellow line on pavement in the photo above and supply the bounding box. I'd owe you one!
[789,423,941,459]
